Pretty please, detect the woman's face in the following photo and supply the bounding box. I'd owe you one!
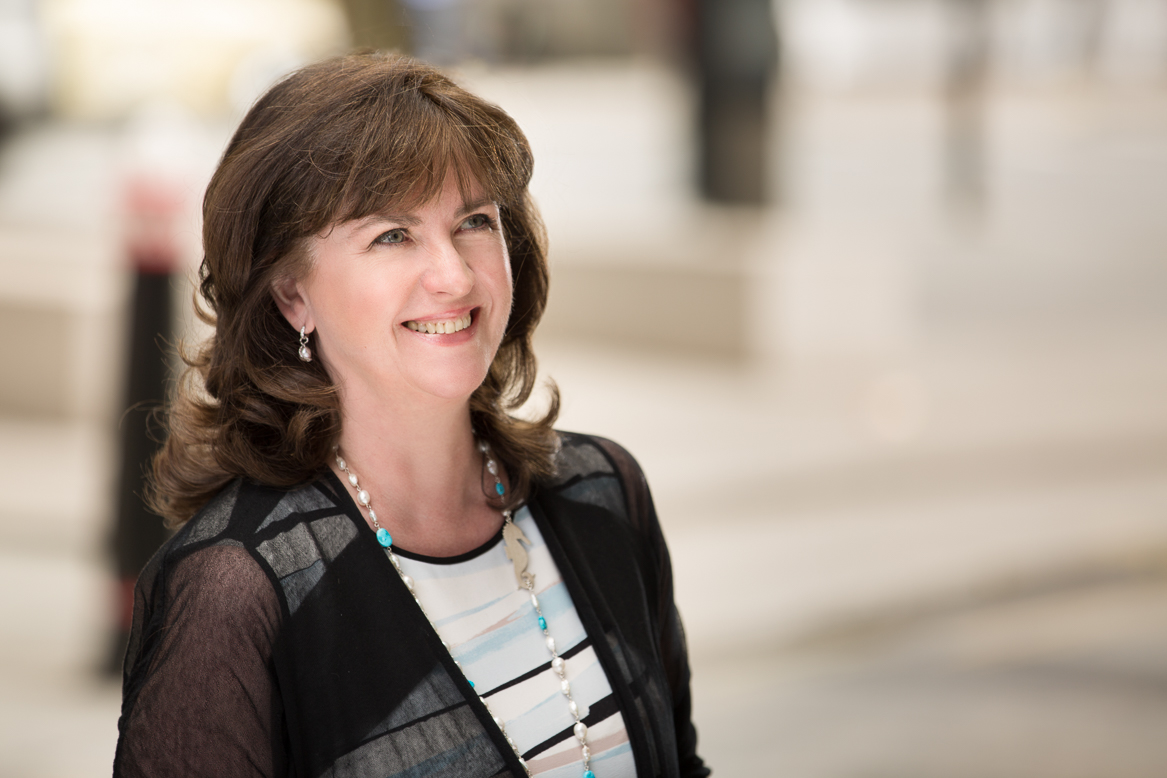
[277,171,513,409]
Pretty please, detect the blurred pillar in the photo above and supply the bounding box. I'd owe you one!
[402,0,468,64]
[337,0,411,51]
[106,177,181,673]
[944,0,991,209]
[1068,0,1108,74]
[695,0,779,204]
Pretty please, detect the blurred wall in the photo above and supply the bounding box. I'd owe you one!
[43,0,349,120]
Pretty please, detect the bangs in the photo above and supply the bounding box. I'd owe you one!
[307,69,534,229]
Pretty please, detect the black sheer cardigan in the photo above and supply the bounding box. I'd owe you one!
[114,432,710,778]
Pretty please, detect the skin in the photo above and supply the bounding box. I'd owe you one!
[272,171,514,556]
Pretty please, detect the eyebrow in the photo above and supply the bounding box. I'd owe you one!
[353,198,497,230]
[365,212,419,227]
[457,197,496,215]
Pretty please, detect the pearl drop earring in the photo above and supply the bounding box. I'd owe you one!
[298,326,312,362]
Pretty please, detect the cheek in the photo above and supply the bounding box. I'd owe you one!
[494,270,514,334]
[501,261,515,307]
[470,240,513,315]
[497,246,514,306]
[332,260,407,305]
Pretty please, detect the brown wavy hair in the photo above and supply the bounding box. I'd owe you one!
[150,51,559,527]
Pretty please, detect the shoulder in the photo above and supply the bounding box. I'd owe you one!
[177,474,347,543]
[129,473,356,662]
[174,471,362,583]
[550,431,647,481]
[541,431,652,528]
[140,475,333,614]
[144,473,355,609]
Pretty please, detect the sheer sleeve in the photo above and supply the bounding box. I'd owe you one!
[114,544,287,777]
[593,437,711,778]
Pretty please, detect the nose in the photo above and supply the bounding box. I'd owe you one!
[421,238,474,298]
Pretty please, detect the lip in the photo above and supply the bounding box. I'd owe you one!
[403,306,476,325]
[401,306,479,344]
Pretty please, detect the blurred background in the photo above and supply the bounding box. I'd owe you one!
[2,0,1167,775]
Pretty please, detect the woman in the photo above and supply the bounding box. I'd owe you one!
[114,52,708,778]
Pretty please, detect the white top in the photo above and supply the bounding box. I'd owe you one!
[394,506,637,777]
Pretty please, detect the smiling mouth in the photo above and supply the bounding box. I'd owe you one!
[404,311,473,335]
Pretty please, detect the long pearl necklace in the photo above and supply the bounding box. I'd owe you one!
[334,441,596,778]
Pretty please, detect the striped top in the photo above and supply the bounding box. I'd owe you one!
[395,506,637,778]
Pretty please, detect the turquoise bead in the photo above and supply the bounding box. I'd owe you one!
[538,616,547,630]
[584,771,595,778]
[495,482,505,496]
[376,528,393,548]
[468,679,475,689]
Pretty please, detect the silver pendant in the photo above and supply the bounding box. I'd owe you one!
[501,512,534,589]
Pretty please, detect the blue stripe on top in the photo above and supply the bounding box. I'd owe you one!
[394,507,636,777]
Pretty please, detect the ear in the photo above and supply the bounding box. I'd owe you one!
[271,274,313,333]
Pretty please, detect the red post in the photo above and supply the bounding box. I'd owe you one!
[106,174,183,674]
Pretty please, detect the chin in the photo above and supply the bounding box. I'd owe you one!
[407,362,494,402]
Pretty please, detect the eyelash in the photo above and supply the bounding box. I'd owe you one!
[371,213,496,247]
[462,213,496,231]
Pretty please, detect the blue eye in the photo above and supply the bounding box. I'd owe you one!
[461,213,493,230]
[375,229,407,245]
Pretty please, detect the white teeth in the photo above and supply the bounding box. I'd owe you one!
[406,312,472,335]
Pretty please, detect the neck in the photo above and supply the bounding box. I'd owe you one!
[332,383,501,556]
